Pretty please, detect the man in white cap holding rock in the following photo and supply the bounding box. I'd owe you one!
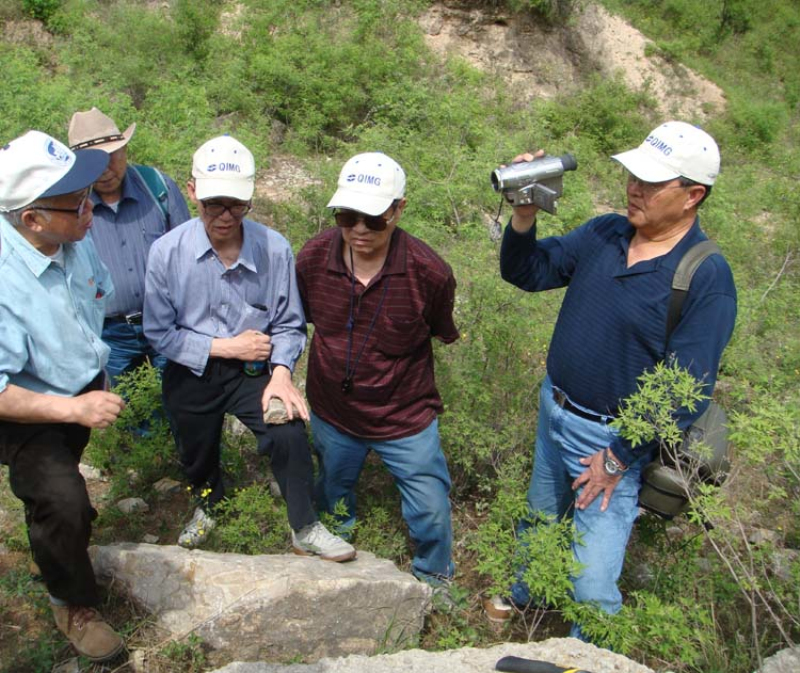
[493,121,737,639]
[68,107,190,385]
[0,131,126,661]
[296,152,459,601]
[144,135,355,561]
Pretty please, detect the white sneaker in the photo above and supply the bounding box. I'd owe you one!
[291,521,357,562]
[178,507,216,549]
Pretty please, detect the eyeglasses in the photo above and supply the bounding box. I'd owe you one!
[201,200,252,217]
[334,206,397,232]
[33,188,92,216]
[627,174,688,198]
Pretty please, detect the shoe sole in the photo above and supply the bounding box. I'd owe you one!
[292,546,357,563]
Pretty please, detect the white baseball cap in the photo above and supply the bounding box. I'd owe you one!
[612,121,720,186]
[327,152,406,216]
[0,130,109,213]
[192,135,255,201]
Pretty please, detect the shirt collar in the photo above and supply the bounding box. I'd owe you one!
[191,218,258,273]
[617,216,705,275]
[0,215,69,278]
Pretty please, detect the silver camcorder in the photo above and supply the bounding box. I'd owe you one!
[491,153,578,214]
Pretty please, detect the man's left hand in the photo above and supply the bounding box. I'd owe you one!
[573,449,623,512]
[261,365,309,422]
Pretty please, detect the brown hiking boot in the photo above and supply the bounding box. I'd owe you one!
[52,604,124,662]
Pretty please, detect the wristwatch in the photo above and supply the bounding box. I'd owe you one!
[603,449,628,476]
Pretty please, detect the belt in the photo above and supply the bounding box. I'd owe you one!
[105,311,143,326]
[552,389,612,424]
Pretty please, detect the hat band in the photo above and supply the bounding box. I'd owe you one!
[70,133,126,150]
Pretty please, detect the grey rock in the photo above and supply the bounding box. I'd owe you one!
[90,544,430,663]
[770,548,799,582]
[153,477,182,495]
[51,657,81,673]
[749,528,781,547]
[209,639,655,673]
[79,462,105,481]
[263,398,302,425]
[117,497,150,514]
[142,534,160,544]
[757,646,800,673]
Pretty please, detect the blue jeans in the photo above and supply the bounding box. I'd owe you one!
[310,413,454,583]
[511,376,646,640]
[102,320,167,388]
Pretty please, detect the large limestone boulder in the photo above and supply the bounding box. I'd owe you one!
[209,639,656,673]
[757,646,800,673]
[90,544,431,662]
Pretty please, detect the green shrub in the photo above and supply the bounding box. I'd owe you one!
[85,363,177,498]
[211,484,289,554]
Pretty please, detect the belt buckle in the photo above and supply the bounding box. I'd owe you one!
[125,311,143,325]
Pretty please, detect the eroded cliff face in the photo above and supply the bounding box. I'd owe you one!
[419,1,725,118]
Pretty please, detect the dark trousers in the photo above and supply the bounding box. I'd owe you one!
[162,359,316,531]
[0,377,104,607]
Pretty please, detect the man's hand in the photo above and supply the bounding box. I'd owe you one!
[572,449,624,512]
[68,391,126,429]
[211,330,272,362]
[509,150,545,233]
[261,365,309,422]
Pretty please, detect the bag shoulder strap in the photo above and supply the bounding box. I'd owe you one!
[131,164,171,230]
[666,240,722,345]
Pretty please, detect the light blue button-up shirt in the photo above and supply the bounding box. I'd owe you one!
[88,166,190,317]
[0,216,112,397]
[143,217,307,377]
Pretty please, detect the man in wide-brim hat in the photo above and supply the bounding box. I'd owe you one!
[67,107,189,386]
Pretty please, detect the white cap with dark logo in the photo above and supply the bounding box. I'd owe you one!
[192,135,255,201]
[0,130,109,212]
[327,152,406,216]
[612,121,720,186]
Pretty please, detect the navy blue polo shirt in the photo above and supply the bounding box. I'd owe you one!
[501,213,736,465]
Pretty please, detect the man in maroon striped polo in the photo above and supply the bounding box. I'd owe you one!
[296,152,459,596]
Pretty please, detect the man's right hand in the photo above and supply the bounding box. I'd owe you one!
[69,391,126,428]
[210,330,273,362]
[509,151,545,233]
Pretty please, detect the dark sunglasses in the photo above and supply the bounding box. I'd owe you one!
[334,205,397,232]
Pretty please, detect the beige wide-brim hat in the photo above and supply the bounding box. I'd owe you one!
[68,107,136,153]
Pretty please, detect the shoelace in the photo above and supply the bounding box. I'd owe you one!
[70,606,99,630]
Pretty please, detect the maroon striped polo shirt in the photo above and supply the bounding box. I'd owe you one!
[296,227,459,440]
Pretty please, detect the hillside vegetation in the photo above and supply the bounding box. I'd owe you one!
[0,0,798,671]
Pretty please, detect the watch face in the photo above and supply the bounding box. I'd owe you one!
[604,458,620,475]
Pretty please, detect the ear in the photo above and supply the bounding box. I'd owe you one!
[684,185,707,211]
[186,180,198,204]
[19,208,46,233]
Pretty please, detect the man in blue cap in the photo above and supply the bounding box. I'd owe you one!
[0,131,126,662]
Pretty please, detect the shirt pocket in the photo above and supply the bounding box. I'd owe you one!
[375,314,430,357]
[237,303,271,333]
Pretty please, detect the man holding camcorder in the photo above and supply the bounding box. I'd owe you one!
[493,122,737,640]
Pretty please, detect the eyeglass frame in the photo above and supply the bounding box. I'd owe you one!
[200,200,253,218]
[333,200,401,232]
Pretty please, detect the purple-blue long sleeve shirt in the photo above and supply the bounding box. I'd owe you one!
[143,217,307,377]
